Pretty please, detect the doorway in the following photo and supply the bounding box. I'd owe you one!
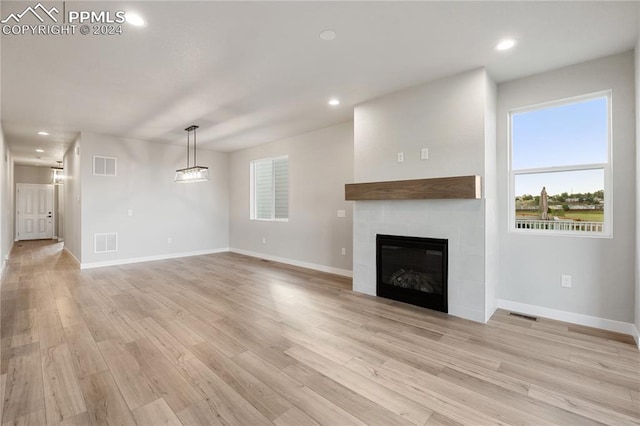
[16,183,54,240]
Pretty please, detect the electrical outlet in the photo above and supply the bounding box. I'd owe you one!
[262,237,266,244]
[421,148,429,160]
[397,152,404,163]
[337,210,346,218]
[127,209,133,217]
[341,248,346,255]
[561,274,572,288]
[167,237,173,244]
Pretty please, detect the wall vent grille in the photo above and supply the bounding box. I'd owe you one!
[93,156,117,176]
[94,233,118,253]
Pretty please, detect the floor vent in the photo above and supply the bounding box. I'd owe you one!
[509,312,538,321]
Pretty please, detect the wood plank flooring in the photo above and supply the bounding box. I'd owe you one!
[1,240,638,425]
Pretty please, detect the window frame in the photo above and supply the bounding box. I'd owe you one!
[250,155,289,222]
[507,90,613,238]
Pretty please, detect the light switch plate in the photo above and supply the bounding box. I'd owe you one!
[337,210,346,218]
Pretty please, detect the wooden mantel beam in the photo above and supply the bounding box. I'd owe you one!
[345,175,481,201]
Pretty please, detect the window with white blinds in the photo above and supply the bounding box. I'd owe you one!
[251,156,289,221]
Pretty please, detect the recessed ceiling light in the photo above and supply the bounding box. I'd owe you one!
[35,149,44,153]
[38,131,49,136]
[328,98,340,106]
[126,12,145,27]
[319,30,336,41]
[496,39,516,51]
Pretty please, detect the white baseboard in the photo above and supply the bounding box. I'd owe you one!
[484,304,498,324]
[229,248,353,278]
[497,299,636,337]
[632,324,640,349]
[80,248,230,270]
[63,247,80,266]
[73,247,352,277]
[57,237,64,242]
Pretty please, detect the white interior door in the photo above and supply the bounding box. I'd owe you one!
[17,184,54,241]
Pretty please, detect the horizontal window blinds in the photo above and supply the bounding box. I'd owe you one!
[254,159,274,220]
[253,156,288,220]
[273,157,288,220]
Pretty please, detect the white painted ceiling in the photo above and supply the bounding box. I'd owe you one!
[2,1,638,166]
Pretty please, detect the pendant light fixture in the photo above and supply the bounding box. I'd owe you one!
[175,125,209,183]
[52,161,64,185]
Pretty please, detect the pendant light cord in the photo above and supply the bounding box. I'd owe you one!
[183,125,200,169]
[186,130,190,168]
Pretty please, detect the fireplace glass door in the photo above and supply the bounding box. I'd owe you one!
[376,234,448,313]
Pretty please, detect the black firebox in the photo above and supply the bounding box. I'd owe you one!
[376,234,448,313]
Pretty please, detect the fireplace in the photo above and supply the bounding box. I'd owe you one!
[376,234,448,313]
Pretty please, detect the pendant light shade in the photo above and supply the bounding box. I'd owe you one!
[175,166,209,183]
[175,125,209,183]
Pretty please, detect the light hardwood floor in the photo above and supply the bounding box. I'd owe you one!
[1,240,638,425]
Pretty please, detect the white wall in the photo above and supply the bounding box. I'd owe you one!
[14,165,53,184]
[635,31,640,346]
[497,52,636,325]
[0,130,14,273]
[353,68,496,323]
[484,75,499,321]
[79,132,229,267]
[57,182,64,241]
[229,122,353,275]
[63,138,82,263]
[0,12,15,273]
[355,70,487,182]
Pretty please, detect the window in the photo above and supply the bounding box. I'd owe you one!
[250,156,289,221]
[509,92,611,236]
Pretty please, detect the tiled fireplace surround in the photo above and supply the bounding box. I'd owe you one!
[353,198,488,323]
